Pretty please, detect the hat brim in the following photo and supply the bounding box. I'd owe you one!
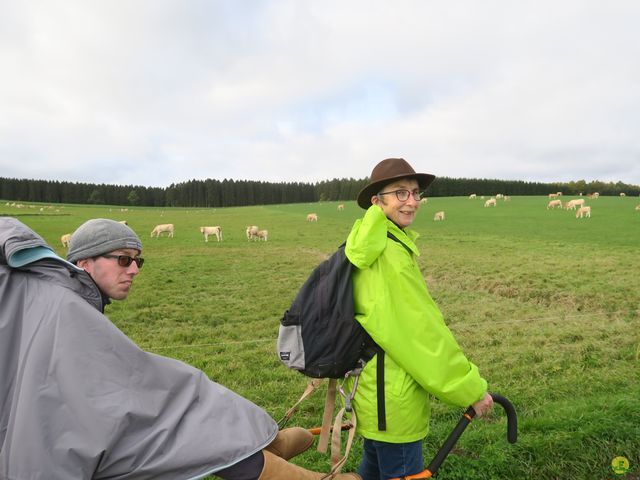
[357,172,435,209]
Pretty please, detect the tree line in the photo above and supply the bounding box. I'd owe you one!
[1,176,638,208]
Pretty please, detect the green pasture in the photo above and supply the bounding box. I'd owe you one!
[3,194,639,479]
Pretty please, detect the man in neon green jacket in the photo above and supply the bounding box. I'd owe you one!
[345,158,493,480]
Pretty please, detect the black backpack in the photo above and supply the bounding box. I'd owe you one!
[278,244,379,378]
[277,238,406,436]
[277,242,389,474]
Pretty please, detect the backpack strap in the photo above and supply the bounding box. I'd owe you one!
[387,231,412,253]
[328,404,358,475]
[376,349,387,431]
[277,379,323,428]
[317,378,337,454]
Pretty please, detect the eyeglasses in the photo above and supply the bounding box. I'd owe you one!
[100,254,144,268]
[377,189,424,202]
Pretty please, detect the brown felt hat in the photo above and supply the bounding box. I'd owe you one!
[357,158,435,209]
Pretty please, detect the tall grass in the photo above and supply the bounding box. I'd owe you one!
[3,194,639,479]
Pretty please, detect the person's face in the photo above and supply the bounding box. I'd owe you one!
[77,248,141,300]
[371,178,421,228]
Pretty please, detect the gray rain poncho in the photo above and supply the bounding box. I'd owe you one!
[0,217,277,479]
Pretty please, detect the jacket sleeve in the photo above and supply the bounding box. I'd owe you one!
[345,206,388,269]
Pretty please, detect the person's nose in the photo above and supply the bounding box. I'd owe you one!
[406,195,419,207]
[126,262,140,275]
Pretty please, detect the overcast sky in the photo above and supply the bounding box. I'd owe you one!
[1,1,639,188]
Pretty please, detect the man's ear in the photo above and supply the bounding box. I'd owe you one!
[76,258,90,270]
[371,195,379,206]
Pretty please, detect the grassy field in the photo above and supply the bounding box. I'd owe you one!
[3,194,639,479]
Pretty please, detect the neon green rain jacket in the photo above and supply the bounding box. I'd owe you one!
[344,205,487,442]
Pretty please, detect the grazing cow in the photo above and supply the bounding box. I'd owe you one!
[151,224,174,238]
[306,213,318,222]
[635,204,640,211]
[576,206,591,218]
[620,192,626,197]
[337,204,344,211]
[118,220,128,225]
[420,198,428,205]
[565,199,585,210]
[433,211,445,221]
[60,233,72,248]
[548,193,558,199]
[200,226,222,242]
[246,225,259,241]
[256,229,268,241]
[469,194,477,199]
[547,199,563,209]
[484,198,497,207]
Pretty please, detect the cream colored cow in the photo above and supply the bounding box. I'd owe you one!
[576,206,591,218]
[469,194,477,199]
[565,199,585,210]
[60,233,72,248]
[306,213,318,222]
[337,204,344,211]
[200,226,222,242]
[256,229,268,241]
[433,211,445,221]
[547,199,563,209]
[420,198,428,205]
[634,204,640,211]
[246,225,259,241]
[151,223,174,238]
[484,198,497,207]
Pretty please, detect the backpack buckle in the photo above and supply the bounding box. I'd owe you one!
[338,365,363,412]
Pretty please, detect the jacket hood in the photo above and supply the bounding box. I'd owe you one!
[0,217,103,311]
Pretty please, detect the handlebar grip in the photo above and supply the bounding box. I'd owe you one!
[489,393,518,444]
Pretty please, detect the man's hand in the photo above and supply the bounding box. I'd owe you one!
[472,392,494,418]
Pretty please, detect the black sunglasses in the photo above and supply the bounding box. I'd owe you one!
[100,254,144,268]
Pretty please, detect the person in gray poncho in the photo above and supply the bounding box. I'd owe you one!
[0,217,360,480]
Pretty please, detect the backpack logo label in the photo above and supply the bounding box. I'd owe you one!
[279,352,291,361]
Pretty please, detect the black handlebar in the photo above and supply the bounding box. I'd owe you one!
[425,392,517,476]
[487,393,518,444]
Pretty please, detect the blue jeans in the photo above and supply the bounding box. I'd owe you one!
[358,438,424,480]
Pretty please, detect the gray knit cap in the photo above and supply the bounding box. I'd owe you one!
[67,219,142,264]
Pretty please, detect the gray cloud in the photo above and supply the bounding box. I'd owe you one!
[1,1,639,188]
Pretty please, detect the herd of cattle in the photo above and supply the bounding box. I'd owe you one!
[430,191,639,222]
[26,192,638,248]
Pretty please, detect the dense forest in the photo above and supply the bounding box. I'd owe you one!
[1,176,638,208]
